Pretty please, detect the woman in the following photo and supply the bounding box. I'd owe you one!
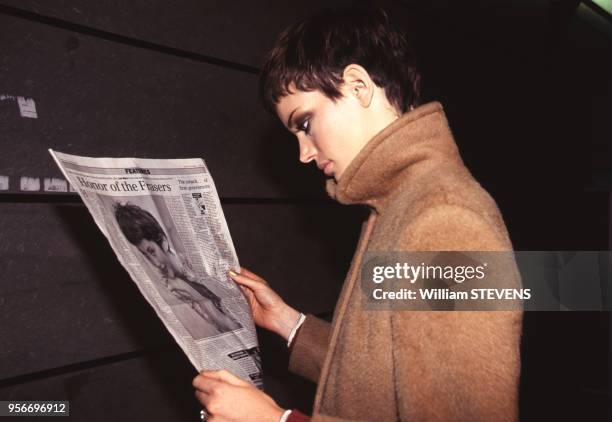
[193,8,522,422]
[114,202,242,334]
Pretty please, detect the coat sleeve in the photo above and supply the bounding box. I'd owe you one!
[288,314,332,383]
[390,204,522,421]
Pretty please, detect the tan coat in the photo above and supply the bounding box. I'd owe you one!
[288,102,522,421]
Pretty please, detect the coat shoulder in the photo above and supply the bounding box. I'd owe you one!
[388,168,513,251]
[400,203,509,251]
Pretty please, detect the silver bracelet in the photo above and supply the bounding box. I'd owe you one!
[286,313,306,347]
[279,409,293,422]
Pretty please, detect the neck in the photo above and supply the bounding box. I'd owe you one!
[365,93,402,142]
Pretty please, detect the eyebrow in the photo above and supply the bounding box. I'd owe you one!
[287,108,298,130]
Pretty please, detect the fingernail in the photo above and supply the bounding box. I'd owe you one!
[229,270,237,276]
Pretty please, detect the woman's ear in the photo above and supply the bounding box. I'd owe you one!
[342,64,374,108]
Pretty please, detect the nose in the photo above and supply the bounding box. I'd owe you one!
[147,255,162,269]
[298,136,317,164]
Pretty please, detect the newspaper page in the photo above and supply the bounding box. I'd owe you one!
[49,150,263,389]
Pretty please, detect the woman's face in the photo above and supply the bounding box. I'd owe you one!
[275,84,375,181]
[137,238,176,279]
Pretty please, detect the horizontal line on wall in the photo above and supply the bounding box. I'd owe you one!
[222,197,334,204]
[0,349,154,389]
[0,193,83,203]
[0,4,259,74]
[0,193,334,205]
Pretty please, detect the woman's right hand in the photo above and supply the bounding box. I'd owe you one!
[229,267,301,341]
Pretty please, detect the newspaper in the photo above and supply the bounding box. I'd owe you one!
[49,150,263,389]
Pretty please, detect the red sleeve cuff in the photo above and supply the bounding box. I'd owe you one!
[287,409,311,422]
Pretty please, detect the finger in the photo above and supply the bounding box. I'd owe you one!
[200,369,250,387]
[193,374,225,394]
[237,284,254,298]
[229,272,267,291]
[194,389,212,407]
[239,267,267,283]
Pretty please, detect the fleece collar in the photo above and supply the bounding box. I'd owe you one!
[325,101,463,213]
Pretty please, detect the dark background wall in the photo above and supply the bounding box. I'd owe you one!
[0,1,610,421]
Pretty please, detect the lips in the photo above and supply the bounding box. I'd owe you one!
[318,160,333,176]
[323,162,334,176]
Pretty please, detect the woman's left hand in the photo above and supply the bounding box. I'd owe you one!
[193,370,284,422]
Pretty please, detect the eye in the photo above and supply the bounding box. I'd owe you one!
[297,117,311,135]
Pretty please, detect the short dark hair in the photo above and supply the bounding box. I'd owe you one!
[114,202,166,247]
[259,7,421,115]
